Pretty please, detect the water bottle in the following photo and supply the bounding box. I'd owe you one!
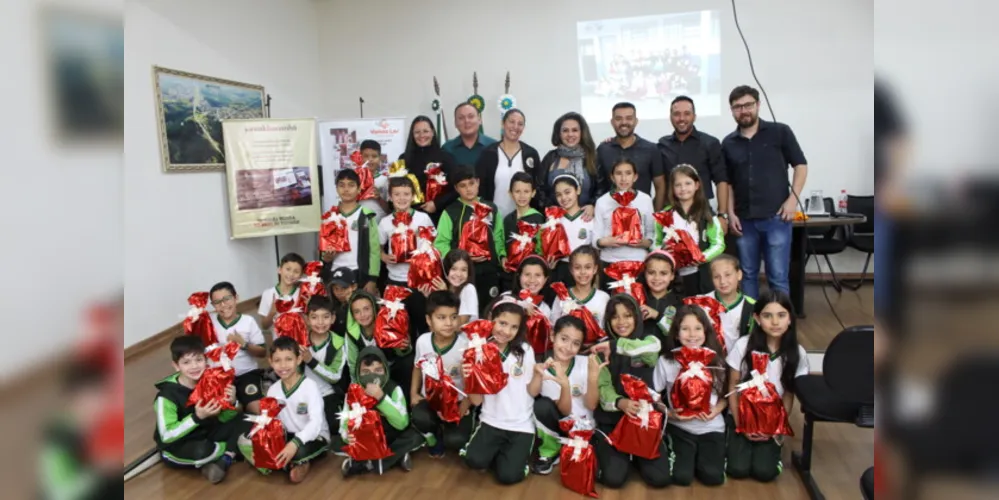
[837,189,848,213]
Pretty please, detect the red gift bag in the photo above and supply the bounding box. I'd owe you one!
[182,291,216,347]
[350,150,377,201]
[245,397,286,470]
[734,352,793,436]
[186,342,240,411]
[374,285,411,349]
[298,261,327,307]
[683,296,728,352]
[558,418,600,498]
[320,206,351,253]
[518,290,552,355]
[408,226,443,290]
[458,202,493,260]
[389,211,418,262]
[461,320,509,395]
[540,206,571,262]
[551,282,605,345]
[609,374,664,459]
[669,346,718,417]
[416,355,463,423]
[340,384,394,461]
[425,163,447,202]
[605,261,647,306]
[273,299,309,347]
[504,220,540,272]
[653,211,705,269]
[611,191,643,245]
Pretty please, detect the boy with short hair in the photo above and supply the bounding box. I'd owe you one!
[301,295,356,439]
[359,139,390,219]
[209,281,266,415]
[433,165,506,308]
[258,252,306,330]
[154,336,251,484]
[340,346,424,477]
[321,169,381,296]
[379,177,435,287]
[409,291,472,458]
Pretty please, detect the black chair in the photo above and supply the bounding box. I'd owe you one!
[860,466,874,500]
[843,195,874,290]
[792,325,874,500]
[803,197,848,292]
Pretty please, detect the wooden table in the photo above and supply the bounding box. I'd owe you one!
[790,215,867,317]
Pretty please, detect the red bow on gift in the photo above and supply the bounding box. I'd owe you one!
[611,191,643,245]
[458,202,493,260]
[732,352,793,437]
[273,299,309,347]
[390,211,418,262]
[683,296,727,352]
[558,417,603,498]
[298,261,327,307]
[605,261,647,306]
[408,226,443,290]
[670,346,718,417]
[417,355,466,423]
[504,220,540,273]
[461,320,509,395]
[540,206,572,262]
[653,211,705,269]
[182,292,216,347]
[375,285,411,349]
[551,282,606,345]
[339,383,394,461]
[518,290,552,355]
[609,374,664,459]
[425,163,448,202]
[245,397,286,470]
[320,206,351,253]
[186,342,240,411]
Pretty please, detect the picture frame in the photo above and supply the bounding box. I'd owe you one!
[152,66,265,172]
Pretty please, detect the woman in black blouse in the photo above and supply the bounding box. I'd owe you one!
[399,115,458,218]
[475,109,543,216]
[536,112,604,219]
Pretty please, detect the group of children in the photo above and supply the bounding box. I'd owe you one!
[153,154,810,490]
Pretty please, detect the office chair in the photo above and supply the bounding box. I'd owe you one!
[804,197,848,292]
[843,195,874,290]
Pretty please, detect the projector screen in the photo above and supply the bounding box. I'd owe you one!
[577,10,722,125]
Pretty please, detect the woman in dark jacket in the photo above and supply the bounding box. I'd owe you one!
[475,109,544,216]
[537,112,605,219]
[399,115,458,219]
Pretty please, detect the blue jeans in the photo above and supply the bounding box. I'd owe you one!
[736,215,792,299]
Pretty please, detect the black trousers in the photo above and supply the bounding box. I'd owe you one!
[666,424,726,486]
[726,424,783,482]
[410,400,475,451]
[592,421,671,488]
[677,267,713,298]
[323,393,345,440]
[475,267,500,313]
[160,416,252,468]
[390,352,415,407]
[533,397,567,459]
[462,422,534,485]
[379,417,425,470]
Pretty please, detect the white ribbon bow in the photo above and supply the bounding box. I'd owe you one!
[299,273,323,289]
[662,226,680,243]
[427,164,447,184]
[607,274,638,294]
[389,167,410,178]
[338,401,368,430]
[186,305,205,321]
[323,210,347,225]
[470,211,493,227]
[417,356,468,398]
[466,334,488,364]
[635,400,653,428]
[205,343,235,372]
[510,231,534,248]
[393,221,411,237]
[679,361,710,383]
[560,435,590,462]
[378,297,405,320]
[729,369,771,399]
[540,214,562,231]
[560,298,584,315]
[245,409,275,438]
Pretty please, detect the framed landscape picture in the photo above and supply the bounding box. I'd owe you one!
[152,66,265,172]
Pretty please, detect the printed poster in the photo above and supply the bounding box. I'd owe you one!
[317,117,407,211]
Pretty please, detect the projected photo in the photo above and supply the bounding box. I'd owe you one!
[577,11,721,122]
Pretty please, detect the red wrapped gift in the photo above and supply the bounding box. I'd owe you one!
[416,355,464,423]
[540,206,571,262]
[653,211,705,269]
[683,296,728,352]
[186,342,240,411]
[605,261,647,306]
[273,299,309,347]
[611,191,643,245]
[461,320,509,395]
[551,282,606,345]
[518,290,552,355]
[182,291,216,347]
[320,206,351,253]
[349,149,377,201]
[458,202,493,260]
[733,352,793,436]
[408,226,443,290]
[339,383,393,461]
[374,285,411,349]
[609,374,664,459]
[245,397,286,470]
[389,211,418,262]
[504,220,540,272]
[298,261,327,307]
[424,163,447,202]
[670,346,718,417]
[558,417,600,498]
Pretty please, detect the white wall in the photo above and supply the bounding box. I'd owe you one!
[316,0,873,273]
[124,0,323,347]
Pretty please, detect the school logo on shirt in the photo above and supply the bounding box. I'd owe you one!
[449,366,461,379]
[296,402,308,415]
[351,219,359,231]
[578,228,587,239]
[513,362,524,377]
[244,384,259,396]
[662,306,677,330]
[571,385,583,397]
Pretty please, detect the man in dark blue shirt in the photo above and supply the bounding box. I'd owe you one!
[596,102,667,210]
[721,85,809,299]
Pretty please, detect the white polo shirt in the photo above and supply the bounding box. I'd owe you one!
[653,357,725,435]
[725,336,810,398]
[480,343,536,434]
[413,332,469,398]
[540,355,592,422]
[592,190,655,263]
[210,313,264,377]
[377,209,434,283]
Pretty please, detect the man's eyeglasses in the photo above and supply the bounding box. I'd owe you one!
[731,101,757,112]
[211,295,235,306]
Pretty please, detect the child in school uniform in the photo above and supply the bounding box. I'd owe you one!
[321,169,382,297]
[258,253,305,330]
[344,291,415,404]
[461,299,541,485]
[379,176,434,288]
[327,267,358,337]
[424,249,479,324]
[358,139,390,220]
[501,172,544,290]
[548,174,594,287]
[699,254,756,351]
[653,164,725,297]
[641,250,683,344]
[501,255,553,318]
[550,246,611,337]
[593,159,654,291]
[300,296,354,443]
[209,281,266,415]
[531,316,603,475]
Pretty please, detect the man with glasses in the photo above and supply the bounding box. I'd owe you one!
[721,85,808,299]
